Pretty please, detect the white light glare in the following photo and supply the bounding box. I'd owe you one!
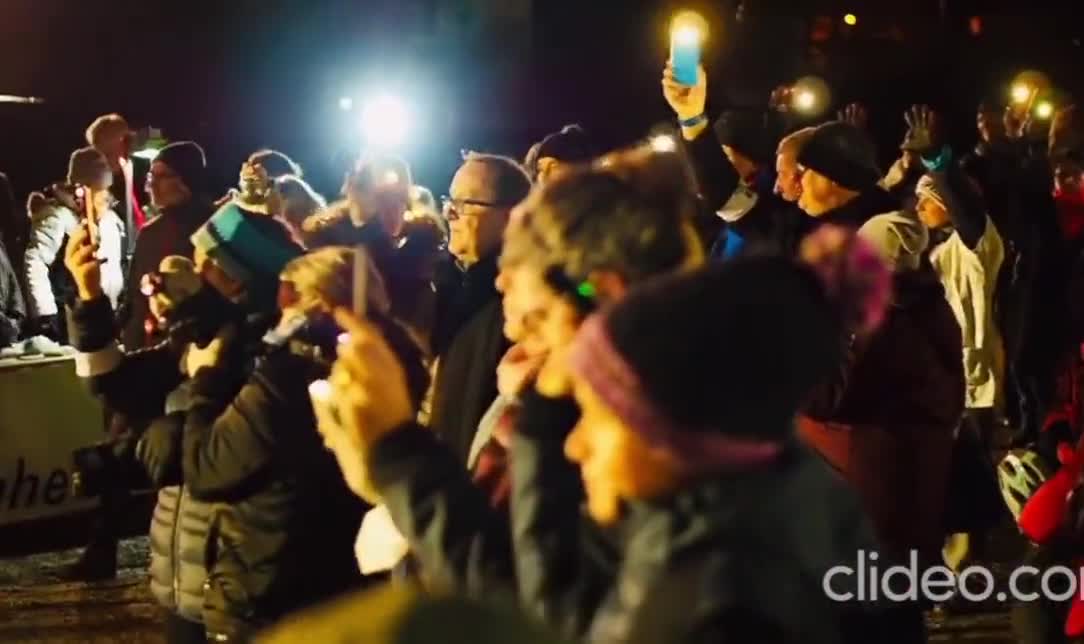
[795,90,817,111]
[673,26,701,46]
[132,148,160,161]
[339,96,354,111]
[650,135,677,153]
[361,95,410,148]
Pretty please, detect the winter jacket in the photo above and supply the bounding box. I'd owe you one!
[684,125,806,259]
[0,242,25,345]
[429,255,508,463]
[367,421,516,595]
[24,186,125,318]
[118,196,214,350]
[509,391,884,644]
[800,267,965,560]
[179,321,374,638]
[929,216,1006,410]
[67,296,211,622]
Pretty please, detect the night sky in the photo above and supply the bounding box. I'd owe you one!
[0,0,1081,202]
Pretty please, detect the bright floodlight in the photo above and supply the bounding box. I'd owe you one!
[1011,84,1032,104]
[651,134,677,153]
[339,96,354,111]
[1035,101,1055,120]
[843,13,858,26]
[795,90,817,111]
[361,95,410,148]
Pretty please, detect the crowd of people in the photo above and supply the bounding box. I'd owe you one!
[1,56,1083,644]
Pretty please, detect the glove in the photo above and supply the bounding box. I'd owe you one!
[135,414,184,486]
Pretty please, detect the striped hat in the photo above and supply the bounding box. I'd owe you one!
[191,203,303,307]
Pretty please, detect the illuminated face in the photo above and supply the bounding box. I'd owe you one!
[566,375,681,526]
[495,260,551,344]
[446,161,513,265]
[798,168,840,217]
[774,150,802,202]
[147,161,191,210]
[917,195,950,229]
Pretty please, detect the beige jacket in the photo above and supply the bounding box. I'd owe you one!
[929,216,1005,409]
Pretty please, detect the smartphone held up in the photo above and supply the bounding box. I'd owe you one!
[670,11,707,86]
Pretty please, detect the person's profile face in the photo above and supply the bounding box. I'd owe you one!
[565,375,680,527]
[798,167,836,217]
[774,151,802,202]
[446,161,510,264]
[147,161,190,209]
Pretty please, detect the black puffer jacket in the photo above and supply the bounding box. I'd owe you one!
[68,296,219,624]
[178,315,428,639]
[509,391,884,644]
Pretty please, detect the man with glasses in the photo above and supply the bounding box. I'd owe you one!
[24,147,124,343]
[429,152,532,463]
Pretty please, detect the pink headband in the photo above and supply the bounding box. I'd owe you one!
[567,314,783,473]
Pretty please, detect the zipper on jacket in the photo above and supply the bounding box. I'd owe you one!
[172,488,182,606]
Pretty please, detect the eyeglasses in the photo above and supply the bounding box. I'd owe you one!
[441,196,506,221]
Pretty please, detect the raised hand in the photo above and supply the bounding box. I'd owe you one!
[838,103,869,130]
[662,63,707,121]
[63,223,102,301]
[902,104,941,155]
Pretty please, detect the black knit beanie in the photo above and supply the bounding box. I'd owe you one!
[536,125,597,164]
[155,141,207,193]
[569,226,891,448]
[601,259,840,440]
[797,121,881,192]
[713,110,780,166]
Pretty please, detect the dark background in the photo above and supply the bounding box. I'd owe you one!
[0,0,1081,204]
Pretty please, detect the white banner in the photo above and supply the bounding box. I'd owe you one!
[0,356,103,526]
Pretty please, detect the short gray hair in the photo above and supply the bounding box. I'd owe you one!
[461,151,532,206]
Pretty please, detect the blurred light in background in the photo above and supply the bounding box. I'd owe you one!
[843,14,858,26]
[650,134,677,153]
[1035,101,1055,120]
[339,96,354,112]
[790,76,831,116]
[360,94,411,149]
[1012,83,1032,104]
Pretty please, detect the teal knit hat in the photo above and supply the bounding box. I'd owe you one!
[191,203,303,307]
